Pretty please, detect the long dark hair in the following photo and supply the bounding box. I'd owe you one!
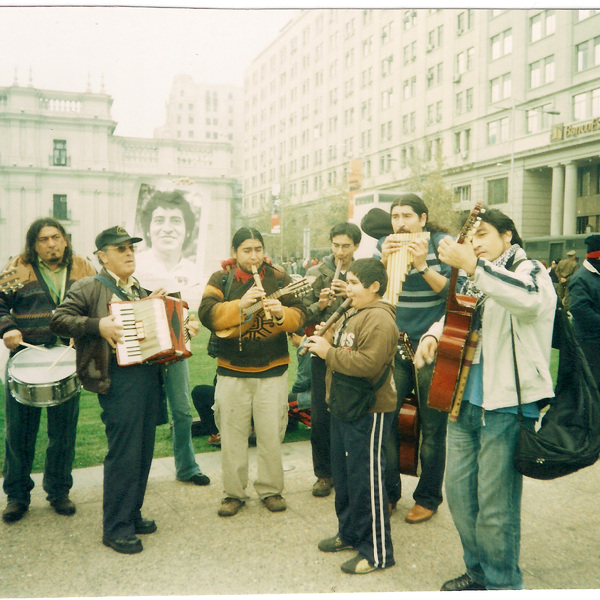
[23,218,72,266]
[479,208,523,247]
[231,227,264,251]
[390,193,450,235]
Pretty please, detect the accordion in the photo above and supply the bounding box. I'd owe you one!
[109,296,192,366]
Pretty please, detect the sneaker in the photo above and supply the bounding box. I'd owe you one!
[50,497,76,516]
[318,535,353,553]
[341,553,377,574]
[262,494,287,512]
[440,573,486,591]
[182,474,211,486]
[312,477,333,497]
[2,501,28,523]
[217,497,244,517]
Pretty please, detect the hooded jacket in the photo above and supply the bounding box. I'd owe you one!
[325,298,398,414]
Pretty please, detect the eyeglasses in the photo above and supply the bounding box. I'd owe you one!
[104,244,136,253]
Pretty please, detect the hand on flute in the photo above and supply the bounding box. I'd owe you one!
[239,285,265,311]
[305,334,331,359]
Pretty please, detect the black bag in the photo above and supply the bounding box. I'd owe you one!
[206,269,237,358]
[511,303,600,480]
[329,364,391,422]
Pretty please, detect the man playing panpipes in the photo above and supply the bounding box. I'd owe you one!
[373,193,454,523]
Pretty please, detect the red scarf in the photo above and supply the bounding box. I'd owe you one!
[586,250,600,259]
[220,258,271,283]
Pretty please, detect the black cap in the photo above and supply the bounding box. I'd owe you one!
[95,226,142,251]
[585,234,600,254]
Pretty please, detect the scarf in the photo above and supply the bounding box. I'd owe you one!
[461,243,520,300]
[220,257,272,283]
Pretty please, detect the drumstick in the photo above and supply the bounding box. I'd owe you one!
[251,264,271,320]
[48,340,74,372]
[19,341,49,352]
[327,259,343,307]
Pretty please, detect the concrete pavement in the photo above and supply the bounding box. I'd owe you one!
[1,439,599,597]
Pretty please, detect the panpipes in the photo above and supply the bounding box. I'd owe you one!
[383,232,430,304]
[109,296,192,366]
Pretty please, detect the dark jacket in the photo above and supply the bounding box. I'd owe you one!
[50,269,150,394]
[325,299,398,414]
[0,255,96,353]
[199,262,306,375]
[303,253,348,328]
[569,259,600,342]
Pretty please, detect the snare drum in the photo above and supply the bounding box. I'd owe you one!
[8,346,81,407]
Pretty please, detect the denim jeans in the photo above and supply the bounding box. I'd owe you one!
[384,357,447,509]
[445,401,534,590]
[163,360,203,481]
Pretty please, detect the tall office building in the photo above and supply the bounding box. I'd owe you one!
[242,8,600,238]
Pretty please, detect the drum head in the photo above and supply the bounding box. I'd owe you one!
[9,346,77,384]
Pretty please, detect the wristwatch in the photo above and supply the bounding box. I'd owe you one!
[418,266,430,275]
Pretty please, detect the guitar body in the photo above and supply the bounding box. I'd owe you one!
[0,263,32,293]
[398,393,420,477]
[427,295,477,412]
[215,277,311,339]
[427,202,482,413]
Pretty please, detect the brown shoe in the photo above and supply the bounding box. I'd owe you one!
[312,477,333,497]
[217,497,244,517]
[405,504,436,524]
[262,494,287,512]
[207,433,221,446]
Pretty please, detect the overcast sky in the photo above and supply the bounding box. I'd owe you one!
[0,5,299,137]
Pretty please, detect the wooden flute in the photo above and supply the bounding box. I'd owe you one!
[251,264,271,320]
[299,297,352,357]
[327,259,343,307]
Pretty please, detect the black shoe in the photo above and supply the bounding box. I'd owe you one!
[2,501,29,523]
[134,517,157,535]
[50,497,76,516]
[182,473,211,486]
[102,535,143,554]
[441,573,486,591]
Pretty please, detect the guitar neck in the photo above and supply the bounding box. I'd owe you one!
[242,287,286,317]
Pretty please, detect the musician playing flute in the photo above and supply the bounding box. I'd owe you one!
[198,227,306,517]
[414,209,555,590]
[373,193,455,523]
[0,218,96,524]
[51,226,165,554]
[303,222,361,498]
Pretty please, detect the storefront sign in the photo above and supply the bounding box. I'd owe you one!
[551,118,600,142]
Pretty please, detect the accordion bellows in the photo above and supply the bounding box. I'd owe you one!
[109,296,191,366]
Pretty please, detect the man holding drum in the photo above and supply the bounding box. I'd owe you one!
[1,218,96,523]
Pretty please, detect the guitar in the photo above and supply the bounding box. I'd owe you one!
[215,277,312,338]
[427,203,483,413]
[397,332,420,478]
[0,263,32,294]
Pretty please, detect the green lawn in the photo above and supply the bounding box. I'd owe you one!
[0,326,561,474]
[0,323,308,474]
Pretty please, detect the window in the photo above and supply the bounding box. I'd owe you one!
[576,36,600,72]
[454,185,472,203]
[529,56,555,88]
[488,177,508,205]
[491,29,512,59]
[381,88,394,109]
[454,129,471,154]
[381,21,394,44]
[53,194,68,220]
[52,140,67,166]
[526,104,554,133]
[403,76,416,99]
[487,117,509,144]
[577,9,600,21]
[490,73,511,102]
[572,87,600,120]
[530,10,555,42]
[403,9,416,31]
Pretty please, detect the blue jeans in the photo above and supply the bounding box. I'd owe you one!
[445,401,534,590]
[385,357,447,509]
[163,360,203,481]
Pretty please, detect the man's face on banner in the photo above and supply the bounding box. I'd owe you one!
[149,206,187,256]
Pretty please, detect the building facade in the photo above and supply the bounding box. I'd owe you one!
[0,78,238,291]
[242,8,600,239]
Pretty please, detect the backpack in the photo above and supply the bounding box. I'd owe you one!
[512,299,600,480]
